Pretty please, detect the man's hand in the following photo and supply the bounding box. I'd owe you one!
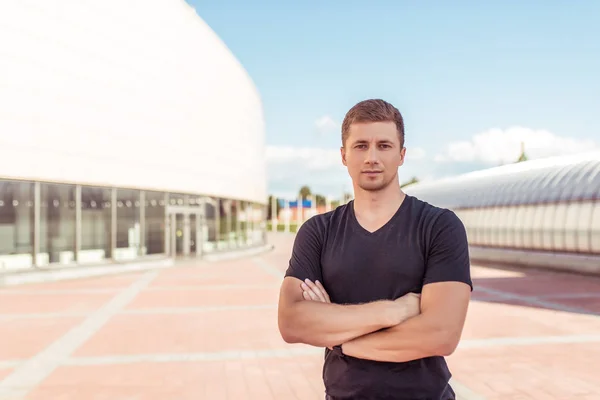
[395,292,421,321]
[301,279,331,303]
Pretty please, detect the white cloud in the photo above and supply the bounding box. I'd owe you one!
[434,126,598,165]
[266,145,350,199]
[406,147,426,160]
[314,115,339,135]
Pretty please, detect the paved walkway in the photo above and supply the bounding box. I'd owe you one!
[0,233,599,399]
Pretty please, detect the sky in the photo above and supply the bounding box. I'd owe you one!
[190,0,600,199]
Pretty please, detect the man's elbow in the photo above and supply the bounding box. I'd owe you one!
[278,321,301,344]
[434,327,462,356]
[278,308,300,343]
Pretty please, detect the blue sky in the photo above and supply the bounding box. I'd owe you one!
[191,0,600,199]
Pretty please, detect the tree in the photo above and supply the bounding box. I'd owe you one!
[516,141,528,163]
[299,185,312,198]
[266,195,281,220]
[314,194,326,206]
[400,176,419,188]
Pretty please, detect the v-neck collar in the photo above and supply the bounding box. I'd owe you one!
[349,195,412,237]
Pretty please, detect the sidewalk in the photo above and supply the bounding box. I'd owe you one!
[0,233,599,399]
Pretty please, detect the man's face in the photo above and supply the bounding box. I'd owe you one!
[341,121,406,192]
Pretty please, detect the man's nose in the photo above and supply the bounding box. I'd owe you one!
[365,147,379,164]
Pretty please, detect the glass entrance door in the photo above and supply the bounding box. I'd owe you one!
[166,207,204,258]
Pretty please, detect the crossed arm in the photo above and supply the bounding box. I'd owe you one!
[277,277,471,363]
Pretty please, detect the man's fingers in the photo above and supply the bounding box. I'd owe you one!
[302,280,327,303]
[315,280,331,302]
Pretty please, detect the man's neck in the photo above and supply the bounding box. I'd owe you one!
[352,182,406,218]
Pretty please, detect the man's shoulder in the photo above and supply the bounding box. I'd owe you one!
[408,195,465,235]
[408,195,449,220]
[299,203,350,239]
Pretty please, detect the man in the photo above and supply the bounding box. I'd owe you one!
[277,99,473,399]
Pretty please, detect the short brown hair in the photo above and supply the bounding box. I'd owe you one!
[341,99,405,148]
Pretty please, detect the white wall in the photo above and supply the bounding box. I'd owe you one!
[0,0,267,204]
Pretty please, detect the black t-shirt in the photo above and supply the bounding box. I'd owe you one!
[284,194,473,400]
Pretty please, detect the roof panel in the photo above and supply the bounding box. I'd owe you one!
[560,160,596,201]
[577,161,600,200]
[403,151,600,208]
[588,164,600,200]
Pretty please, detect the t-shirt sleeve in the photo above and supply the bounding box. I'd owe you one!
[423,210,473,291]
[284,217,324,283]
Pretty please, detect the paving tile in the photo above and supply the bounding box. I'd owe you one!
[447,342,600,398]
[0,292,114,315]
[0,317,84,360]
[148,263,281,287]
[126,286,281,309]
[460,300,600,340]
[27,356,325,400]
[72,308,293,356]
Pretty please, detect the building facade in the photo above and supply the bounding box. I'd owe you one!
[0,1,267,271]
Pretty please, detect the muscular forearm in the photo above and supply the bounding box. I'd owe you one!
[341,312,455,363]
[279,300,399,348]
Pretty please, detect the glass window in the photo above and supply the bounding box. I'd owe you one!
[576,202,594,253]
[40,183,76,265]
[115,189,141,260]
[521,205,536,249]
[144,191,165,255]
[169,193,186,206]
[218,199,229,249]
[505,206,518,247]
[541,204,556,250]
[513,206,527,248]
[531,206,546,250]
[590,202,600,253]
[552,204,569,251]
[0,180,35,270]
[564,202,582,252]
[204,197,218,250]
[80,186,112,263]
[188,195,203,207]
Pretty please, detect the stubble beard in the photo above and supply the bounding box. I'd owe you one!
[357,171,397,192]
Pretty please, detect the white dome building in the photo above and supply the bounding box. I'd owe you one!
[0,0,267,270]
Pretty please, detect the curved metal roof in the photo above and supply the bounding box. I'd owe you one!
[403,151,600,209]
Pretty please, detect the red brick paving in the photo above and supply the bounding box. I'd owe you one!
[1,232,599,399]
[125,286,280,309]
[0,292,114,315]
[27,356,325,400]
[460,300,600,339]
[0,317,84,360]
[72,308,294,356]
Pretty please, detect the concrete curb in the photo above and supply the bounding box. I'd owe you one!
[0,244,275,287]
